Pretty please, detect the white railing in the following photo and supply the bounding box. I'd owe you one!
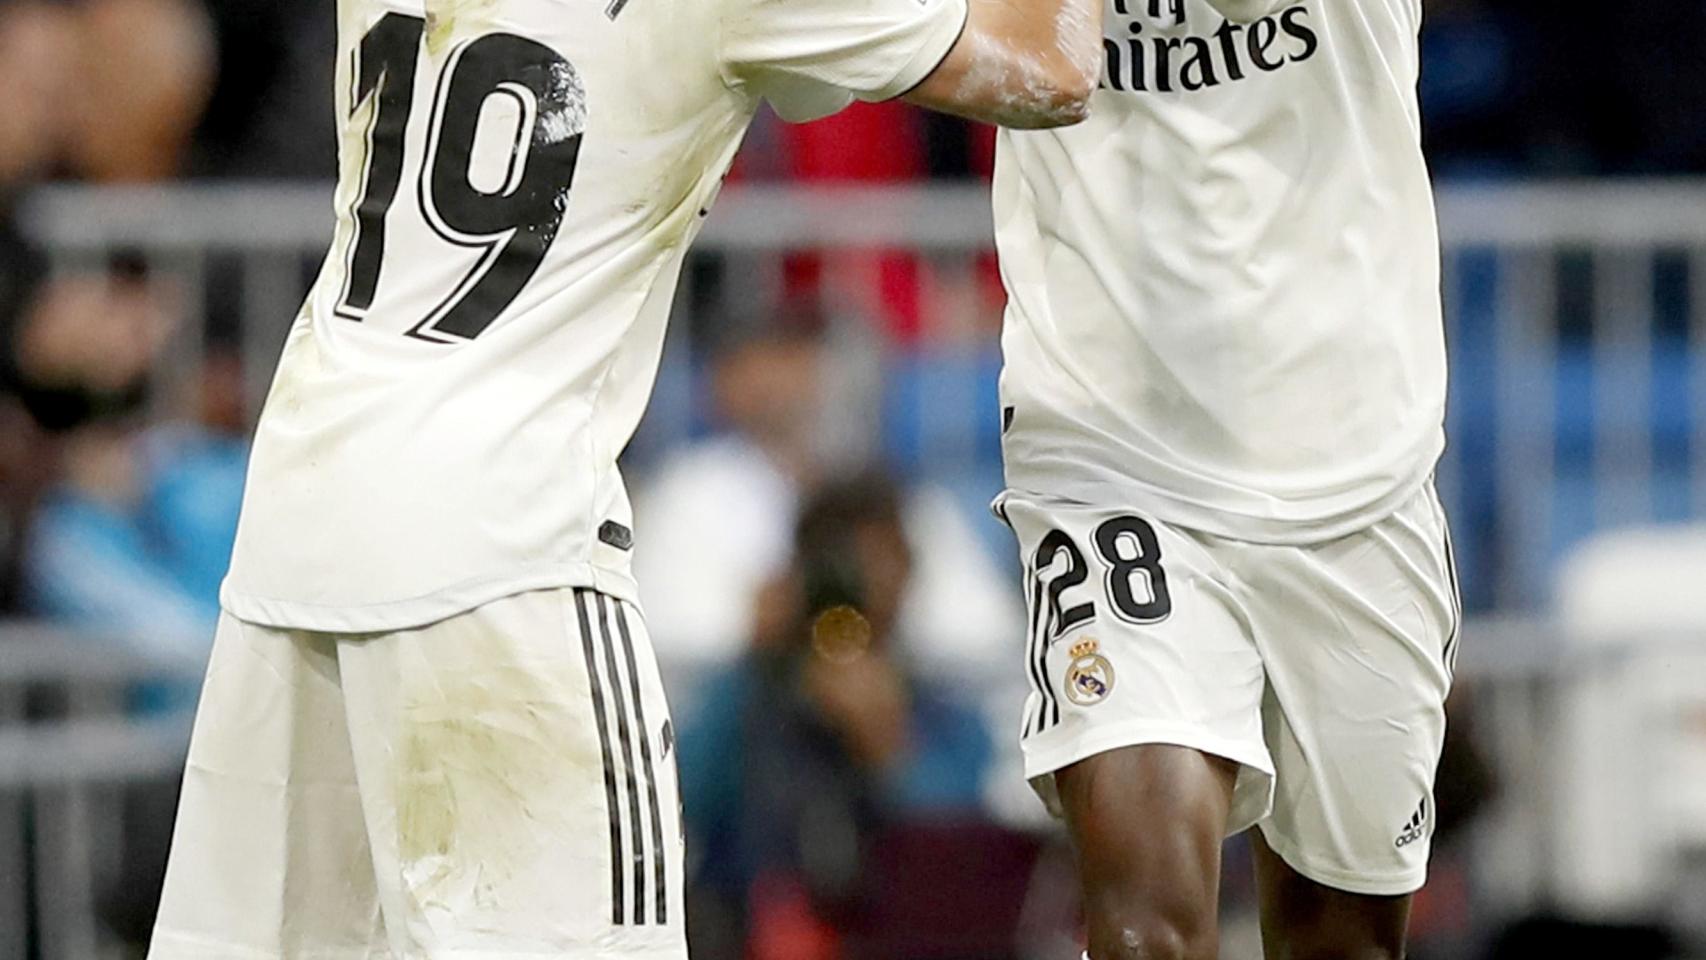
[11,180,1706,956]
[8,616,1702,957]
[0,626,200,960]
[21,180,1706,610]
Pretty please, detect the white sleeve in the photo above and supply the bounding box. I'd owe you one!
[721,0,969,120]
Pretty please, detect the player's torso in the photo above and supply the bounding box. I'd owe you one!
[222,0,754,629]
[994,0,1445,539]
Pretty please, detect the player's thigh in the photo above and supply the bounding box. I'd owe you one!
[150,614,387,959]
[336,587,686,959]
[1055,744,1240,960]
[1247,485,1458,899]
[1250,830,1411,960]
[997,492,1274,834]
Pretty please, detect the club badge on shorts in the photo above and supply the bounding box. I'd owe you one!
[1064,638,1115,706]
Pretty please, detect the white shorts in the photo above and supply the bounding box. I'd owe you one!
[997,484,1459,896]
[150,588,687,960]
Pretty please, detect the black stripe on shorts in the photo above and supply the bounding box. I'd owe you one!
[595,594,650,926]
[1440,517,1464,677]
[615,603,669,925]
[574,589,626,925]
[1025,565,1058,736]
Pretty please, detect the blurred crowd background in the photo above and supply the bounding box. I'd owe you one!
[2,0,1706,959]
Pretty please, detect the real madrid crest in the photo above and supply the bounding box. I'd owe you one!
[1065,638,1115,706]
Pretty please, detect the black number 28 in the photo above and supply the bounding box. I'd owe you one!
[336,14,585,342]
[1035,515,1172,634]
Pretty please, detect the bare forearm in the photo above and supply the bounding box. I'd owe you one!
[904,0,1102,129]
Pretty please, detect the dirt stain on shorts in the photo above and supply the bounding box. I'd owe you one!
[393,659,601,917]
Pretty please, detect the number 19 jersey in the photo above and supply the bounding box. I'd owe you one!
[995,0,1446,544]
[221,0,967,631]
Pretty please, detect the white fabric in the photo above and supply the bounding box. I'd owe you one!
[631,437,1024,671]
[993,0,1444,544]
[629,438,799,664]
[151,588,685,959]
[222,0,967,632]
[1003,484,1456,896]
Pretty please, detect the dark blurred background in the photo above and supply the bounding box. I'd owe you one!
[2,1,1706,958]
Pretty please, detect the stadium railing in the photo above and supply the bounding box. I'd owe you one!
[21,179,1706,610]
[10,181,1706,956]
[7,615,1688,957]
[0,625,201,960]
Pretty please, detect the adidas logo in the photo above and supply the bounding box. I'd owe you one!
[1393,798,1428,849]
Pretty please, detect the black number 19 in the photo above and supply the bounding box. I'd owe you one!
[335,14,585,342]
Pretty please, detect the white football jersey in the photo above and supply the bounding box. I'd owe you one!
[994,0,1445,543]
[222,0,967,631]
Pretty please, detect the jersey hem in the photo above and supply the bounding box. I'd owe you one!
[1255,825,1429,896]
[1001,438,1443,547]
[150,932,687,960]
[148,933,378,960]
[219,563,642,634]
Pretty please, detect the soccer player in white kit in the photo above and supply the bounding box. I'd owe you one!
[146,0,1105,955]
[991,0,1456,957]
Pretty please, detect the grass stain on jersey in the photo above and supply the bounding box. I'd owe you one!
[266,323,321,418]
[424,0,497,57]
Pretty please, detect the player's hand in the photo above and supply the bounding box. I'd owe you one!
[802,616,911,770]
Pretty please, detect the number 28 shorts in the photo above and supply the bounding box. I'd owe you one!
[996,483,1459,896]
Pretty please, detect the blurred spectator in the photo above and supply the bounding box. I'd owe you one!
[0,247,245,950]
[0,3,74,607]
[6,260,168,423]
[1,254,243,685]
[24,413,246,656]
[190,0,334,178]
[634,310,825,661]
[679,474,995,960]
[0,1,75,190]
[633,307,824,662]
[25,414,209,641]
[65,0,216,182]
[8,264,220,625]
[633,303,1021,678]
[1595,0,1706,173]
[0,394,44,610]
[0,235,51,610]
[0,0,216,188]
[1422,0,1706,176]
[0,0,234,628]
[1418,0,1530,175]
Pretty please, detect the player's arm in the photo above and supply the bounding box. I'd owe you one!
[722,0,1100,131]
[901,0,1102,129]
